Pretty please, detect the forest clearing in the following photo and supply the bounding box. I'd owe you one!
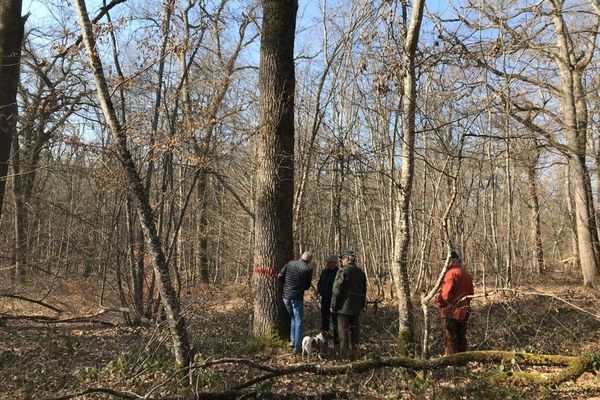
[1,0,600,398]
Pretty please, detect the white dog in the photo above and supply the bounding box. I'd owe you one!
[314,332,328,349]
[301,336,316,358]
[301,332,329,358]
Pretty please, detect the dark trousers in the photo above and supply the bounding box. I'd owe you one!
[443,318,468,355]
[320,299,339,345]
[337,313,360,358]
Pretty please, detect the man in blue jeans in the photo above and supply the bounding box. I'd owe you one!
[278,251,313,354]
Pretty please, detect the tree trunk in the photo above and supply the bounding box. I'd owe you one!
[126,196,144,324]
[526,155,544,273]
[552,0,598,286]
[575,69,600,275]
[392,0,425,355]
[10,128,27,280]
[252,0,297,339]
[197,172,210,283]
[11,114,54,278]
[73,0,192,369]
[570,155,598,286]
[0,0,26,221]
[566,164,581,267]
[504,130,513,286]
[595,136,600,242]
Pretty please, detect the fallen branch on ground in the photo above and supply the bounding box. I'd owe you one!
[42,351,600,400]
[221,351,598,391]
[0,309,115,326]
[0,293,63,313]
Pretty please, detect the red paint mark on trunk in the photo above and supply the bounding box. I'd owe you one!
[253,266,278,277]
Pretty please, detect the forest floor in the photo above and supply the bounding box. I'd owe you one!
[0,269,599,399]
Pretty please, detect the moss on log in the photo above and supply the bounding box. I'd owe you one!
[225,350,598,391]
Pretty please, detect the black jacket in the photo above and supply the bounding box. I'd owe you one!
[317,267,339,304]
[278,259,313,300]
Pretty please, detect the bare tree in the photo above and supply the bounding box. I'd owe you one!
[441,0,599,286]
[11,43,81,278]
[392,0,426,354]
[550,0,600,286]
[73,0,192,369]
[525,143,545,273]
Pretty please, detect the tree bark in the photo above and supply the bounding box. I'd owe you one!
[252,0,297,338]
[551,0,599,286]
[526,149,544,273]
[11,101,60,278]
[198,173,210,283]
[0,0,26,222]
[392,0,425,354]
[126,196,144,324]
[73,0,192,369]
[11,127,27,279]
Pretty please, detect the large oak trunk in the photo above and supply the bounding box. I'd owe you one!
[0,0,25,221]
[252,0,297,338]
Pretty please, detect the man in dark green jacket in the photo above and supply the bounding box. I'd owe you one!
[330,250,367,359]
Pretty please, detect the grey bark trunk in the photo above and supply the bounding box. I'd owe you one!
[526,159,544,273]
[504,135,513,286]
[197,169,210,283]
[392,0,426,354]
[74,0,192,369]
[126,196,145,324]
[566,165,581,267]
[552,2,599,286]
[10,130,27,279]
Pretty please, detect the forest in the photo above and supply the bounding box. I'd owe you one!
[0,0,599,398]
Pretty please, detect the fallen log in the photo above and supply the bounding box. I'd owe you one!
[0,310,115,327]
[0,293,63,313]
[41,351,600,400]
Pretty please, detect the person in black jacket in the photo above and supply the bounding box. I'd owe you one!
[278,251,313,354]
[317,254,339,347]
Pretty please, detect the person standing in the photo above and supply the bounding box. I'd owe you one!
[317,253,339,347]
[278,251,313,354]
[436,250,474,355]
[330,250,367,359]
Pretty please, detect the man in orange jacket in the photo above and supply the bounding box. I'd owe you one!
[436,251,474,355]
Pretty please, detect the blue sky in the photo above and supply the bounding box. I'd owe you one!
[22,0,459,28]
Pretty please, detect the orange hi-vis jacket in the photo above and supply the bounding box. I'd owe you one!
[436,263,474,321]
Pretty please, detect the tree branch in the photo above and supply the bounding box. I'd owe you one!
[0,293,63,312]
[57,0,128,59]
[0,309,117,326]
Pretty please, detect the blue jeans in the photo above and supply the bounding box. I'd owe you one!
[283,297,304,352]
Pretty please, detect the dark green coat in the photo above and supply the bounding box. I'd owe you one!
[330,263,367,316]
